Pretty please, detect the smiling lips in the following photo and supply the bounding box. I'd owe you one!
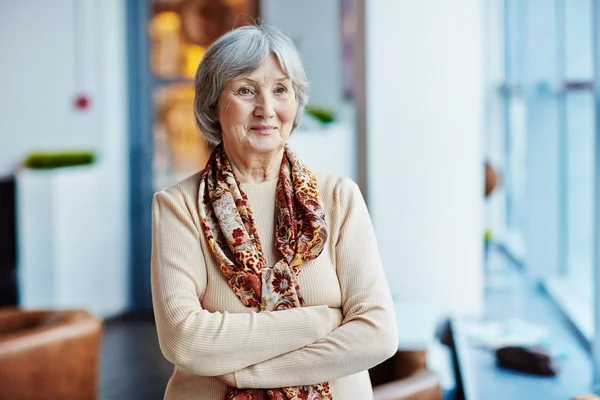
[250,125,278,134]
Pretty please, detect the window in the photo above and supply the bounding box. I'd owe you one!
[487,0,600,384]
[485,0,527,261]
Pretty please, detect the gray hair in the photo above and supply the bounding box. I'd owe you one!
[194,25,309,145]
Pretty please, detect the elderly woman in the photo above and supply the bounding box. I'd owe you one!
[151,25,398,400]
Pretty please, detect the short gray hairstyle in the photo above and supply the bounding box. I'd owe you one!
[194,25,309,145]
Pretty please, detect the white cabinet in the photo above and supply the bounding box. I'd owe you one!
[17,166,127,318]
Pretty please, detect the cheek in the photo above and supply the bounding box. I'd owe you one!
[281,100,298,124]
[219,98,250,123]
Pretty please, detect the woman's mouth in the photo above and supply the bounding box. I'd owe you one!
[249,125,277,135]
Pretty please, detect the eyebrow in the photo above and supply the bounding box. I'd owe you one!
[236,77,291,84]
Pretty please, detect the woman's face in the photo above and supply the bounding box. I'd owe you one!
[216,54,298,157]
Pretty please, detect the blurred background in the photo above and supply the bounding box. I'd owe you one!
[1,0,600,399]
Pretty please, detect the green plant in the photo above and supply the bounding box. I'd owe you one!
[484,228,493,243]
[305,106,336,124]
[24,151,96,169]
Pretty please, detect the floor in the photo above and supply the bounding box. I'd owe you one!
[100,314,172,400]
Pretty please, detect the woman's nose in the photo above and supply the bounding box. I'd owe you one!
[253,92,276,119]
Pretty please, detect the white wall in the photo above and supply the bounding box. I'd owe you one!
[0,0,98,175]
[97,0,130,317]
[1,0,130,318]
[260,0,343,111]
[261,0,356,181]
[365,0,485,316]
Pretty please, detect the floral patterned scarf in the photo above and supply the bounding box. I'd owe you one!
[198,143,332,400]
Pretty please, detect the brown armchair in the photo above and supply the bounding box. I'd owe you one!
[0,308,102,400]
[370,350,443,400]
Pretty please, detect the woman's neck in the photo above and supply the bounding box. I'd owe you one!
[226,148,284,184]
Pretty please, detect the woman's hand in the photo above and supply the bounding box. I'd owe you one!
[219,373,237,387]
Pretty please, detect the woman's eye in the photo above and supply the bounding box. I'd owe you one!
[238,87,254,95]
[275,86,288,94]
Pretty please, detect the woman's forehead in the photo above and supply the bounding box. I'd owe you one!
[229,60,291,86]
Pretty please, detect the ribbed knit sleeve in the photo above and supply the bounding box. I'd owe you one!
[151,190,333,377]
[233,178,398,388]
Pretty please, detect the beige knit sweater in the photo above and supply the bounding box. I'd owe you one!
[151,170,398,400]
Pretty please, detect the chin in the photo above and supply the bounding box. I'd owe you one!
[247,135,287,154]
